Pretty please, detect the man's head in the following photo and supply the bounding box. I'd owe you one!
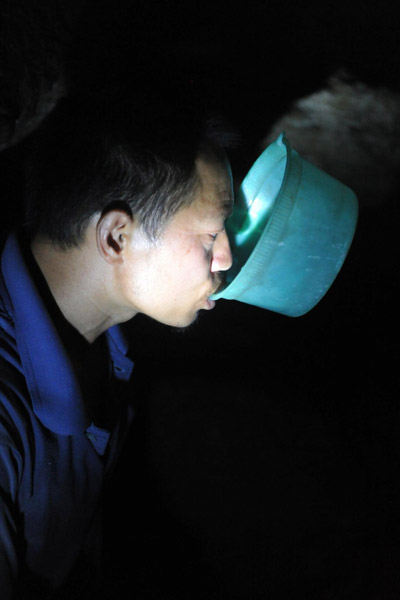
[23,93,236,248]
[25,93,236,332]
[100,151,234,328]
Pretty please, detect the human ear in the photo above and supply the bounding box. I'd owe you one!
[96,209,133,264]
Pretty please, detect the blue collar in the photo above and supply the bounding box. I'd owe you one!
[1,231,134,435]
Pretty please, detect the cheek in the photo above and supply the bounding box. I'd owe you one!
[159,250,209,300]
[179,245,211,282]
[137,237,212,302]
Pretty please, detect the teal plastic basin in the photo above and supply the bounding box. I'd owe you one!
[211,133,359,316]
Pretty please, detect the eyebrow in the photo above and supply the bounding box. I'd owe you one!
[219,193,234,217]
[199,198,232,233]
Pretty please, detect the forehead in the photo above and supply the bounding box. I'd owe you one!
[190,155,233,221]
[157,155,233,238]
[196,153,232,200]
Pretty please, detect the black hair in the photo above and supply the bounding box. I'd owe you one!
[23,90,237,248]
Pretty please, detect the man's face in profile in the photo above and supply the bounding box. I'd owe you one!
[115,156,234,328]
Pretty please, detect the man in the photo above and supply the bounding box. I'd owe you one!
[0,93,234,597]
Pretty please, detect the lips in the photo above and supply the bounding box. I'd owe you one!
[205,297,216,310]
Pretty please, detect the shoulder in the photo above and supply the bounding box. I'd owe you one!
[0,344,32,502]
[0,307,31,461]
[0,360,26,499]
[0,279,22,386]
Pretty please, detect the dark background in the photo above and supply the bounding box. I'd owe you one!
[1,1,399,598]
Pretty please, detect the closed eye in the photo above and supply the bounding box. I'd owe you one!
[209,227,226,242]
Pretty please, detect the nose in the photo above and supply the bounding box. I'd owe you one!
[210,230,233,273]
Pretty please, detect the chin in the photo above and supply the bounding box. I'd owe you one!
[173,315,198,329]
[149,302,205,329]
[168,309,201,329]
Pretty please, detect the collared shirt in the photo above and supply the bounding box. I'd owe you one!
[0,231,135,596]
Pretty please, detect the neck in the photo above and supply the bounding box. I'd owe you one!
[30,235,135,343]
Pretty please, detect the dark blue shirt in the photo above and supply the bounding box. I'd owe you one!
[0,231,135,597]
